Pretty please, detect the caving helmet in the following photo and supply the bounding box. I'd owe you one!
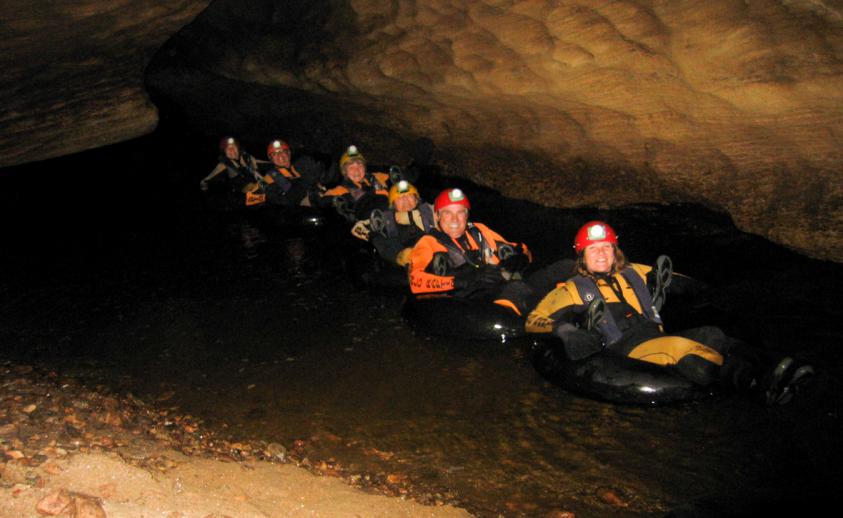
[388,180,420,207]
[219,136,239,153]
[266,139,290,158]
[339,145,366,171]
[574,221,618,253]
[433,188,470,212]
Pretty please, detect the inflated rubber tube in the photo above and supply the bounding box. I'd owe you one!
[202,190,327,229]
[402,295,526,342]
[531,338,712,405]
[201,190,247,213]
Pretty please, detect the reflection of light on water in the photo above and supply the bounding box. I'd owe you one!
[492,323,508,343]
[304,215,324,226]
[285,238,307,273]
[233,223,266,259]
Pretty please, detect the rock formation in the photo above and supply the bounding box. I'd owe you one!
[0,0,210,168]
[154,0,843,262]
[4,0,843,261]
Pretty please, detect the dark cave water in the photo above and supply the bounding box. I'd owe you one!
[1,127,842,517]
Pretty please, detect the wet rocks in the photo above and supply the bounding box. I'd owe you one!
[0,360,463,514]
[72,495,107,518]
[265,442,287,462]
[35,488,72,515]
[597,486,630,508]
[0,361,290,514]
[35,490,106,518]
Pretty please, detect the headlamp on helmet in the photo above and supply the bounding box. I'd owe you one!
[434,188,471,212]
[267,139,290,158]
[340,145,366,169]
[573,220,618,253]
[388,180,419,206]
[219,136,239,152]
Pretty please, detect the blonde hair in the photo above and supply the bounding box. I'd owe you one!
[575,245,627,277]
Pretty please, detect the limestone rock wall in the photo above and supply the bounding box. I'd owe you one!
[163,0,843,261]
[0,0,210,168]
[3,0,842,261]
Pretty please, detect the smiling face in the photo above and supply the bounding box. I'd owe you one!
[393,193,418,213]
[583,241,615,274]
[224,144,240,160]
[343,160,366,184]
[436,205,469,239]
[270,148,291,168]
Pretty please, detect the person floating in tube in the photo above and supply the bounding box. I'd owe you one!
[351,180,436,267]
[408,188,565,316]
[200,137,266,207]
[319,145,391,222]
[525,220,815,405]
[260,139,325,208]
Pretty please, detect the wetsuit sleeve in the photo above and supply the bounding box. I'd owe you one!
[247,156,264,181]
[408,236,455,294]
[525,285,578,333]
[634,261,705,297]
[319,185,349,207]
[667,272,708,299]
[201,163,227,184]
[371,233,405,265]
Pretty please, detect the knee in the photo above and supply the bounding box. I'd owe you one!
[676,354,720,386]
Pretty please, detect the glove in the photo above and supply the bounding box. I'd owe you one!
[453,265,503,291]
[499,250,530,273]
[351,220,371,241]
[395,247,413,267]
[368,209,387,237]
[553,323,603,360]
[293,155,323,186]
[478,264,504,285]
[332,196,355,221]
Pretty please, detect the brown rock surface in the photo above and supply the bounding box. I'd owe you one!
[162,0,843,261]
[0,0,210,168]
[2,1,842,260]
[0,363,472,517]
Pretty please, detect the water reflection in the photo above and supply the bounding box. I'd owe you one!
[1,135,841,517]
[231,222,266,259]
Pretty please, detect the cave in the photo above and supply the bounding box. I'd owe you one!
[2,1,842,517]
[3,0,842,261]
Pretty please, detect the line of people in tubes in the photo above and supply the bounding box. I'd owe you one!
[201,137,815,406]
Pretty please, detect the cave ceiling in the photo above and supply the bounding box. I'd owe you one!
[2,0,842,262]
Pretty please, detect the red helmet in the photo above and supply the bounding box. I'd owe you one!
[267,139,290,158]
[434,188,471,212]
[574,221,618,253]
[219,136,239,153]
